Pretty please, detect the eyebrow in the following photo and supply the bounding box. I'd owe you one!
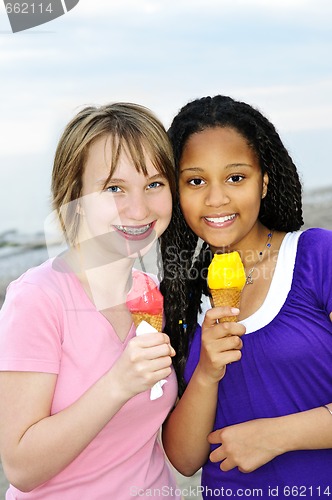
[180,163,253,173]
[96,173,165,185]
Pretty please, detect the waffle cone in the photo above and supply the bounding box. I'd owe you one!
[131,312,163,331]
[210,288,242,322]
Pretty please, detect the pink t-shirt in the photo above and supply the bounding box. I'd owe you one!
[0,259,180,499]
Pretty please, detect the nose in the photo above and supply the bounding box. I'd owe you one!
[205,183,230,207]
[124,190,150,222]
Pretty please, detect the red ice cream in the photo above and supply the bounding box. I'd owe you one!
[126,271,163,330]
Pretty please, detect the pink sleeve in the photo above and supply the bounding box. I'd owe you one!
[0,279,62,373]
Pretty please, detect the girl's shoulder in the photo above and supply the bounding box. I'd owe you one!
[298,227,332,254]
[299,226,332,242]
[5,256,78,308]
[294,228,332,291]
[294,228,332,312]
[7,258,56,292]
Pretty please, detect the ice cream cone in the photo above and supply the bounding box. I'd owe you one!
[126,270,167,401]
[131,312,163,332]
[210,288,242,322]
[126,271,164,331]
[207,251,246,322]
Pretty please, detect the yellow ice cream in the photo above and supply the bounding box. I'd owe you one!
[207,252,246,289]
[207,252,246,322]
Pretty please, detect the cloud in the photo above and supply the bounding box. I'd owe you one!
[227,79,332,130]
[75,0,323,15]
[0,118,55,154]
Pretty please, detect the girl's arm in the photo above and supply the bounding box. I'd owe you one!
[0,332,173,492]
[208,404,332,473]
[162,307,245,476]
[208,312,332,472]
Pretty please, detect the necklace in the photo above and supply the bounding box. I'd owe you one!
[245,231,273,285]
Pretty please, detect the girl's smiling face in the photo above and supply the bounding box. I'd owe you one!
[179,126,269,253]
[77,135,172,259]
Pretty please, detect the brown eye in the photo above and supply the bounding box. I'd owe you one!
[228,175,244,183]
[189,178,205,186]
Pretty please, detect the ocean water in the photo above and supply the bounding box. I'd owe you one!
[1,151,53,234]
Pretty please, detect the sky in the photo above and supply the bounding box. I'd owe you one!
[0,0,332,234]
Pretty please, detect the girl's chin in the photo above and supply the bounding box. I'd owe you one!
[121,234,158,259]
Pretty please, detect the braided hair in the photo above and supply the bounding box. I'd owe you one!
[160,95,303,395]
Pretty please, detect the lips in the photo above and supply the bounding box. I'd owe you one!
[113,222,155,240]
[204,214,236,225]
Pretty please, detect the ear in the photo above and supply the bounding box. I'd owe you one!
[261,173,269,199]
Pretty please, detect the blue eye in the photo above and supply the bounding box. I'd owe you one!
[105,185,121,193]
[147,181,163,189]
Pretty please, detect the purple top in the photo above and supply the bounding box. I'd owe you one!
[184,229,332,498]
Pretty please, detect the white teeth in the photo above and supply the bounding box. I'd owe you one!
[115,224,151,235]
[205,214,236,223]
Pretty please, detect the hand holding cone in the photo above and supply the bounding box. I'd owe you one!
[126,271,166,400]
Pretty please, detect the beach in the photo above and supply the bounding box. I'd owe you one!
[0,186,332,498]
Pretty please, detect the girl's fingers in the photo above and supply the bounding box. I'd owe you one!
[208,429,223,444]
[203,307,240,327]
[135,332,169,345]
[217,335,243,351]
[144,343,176,360]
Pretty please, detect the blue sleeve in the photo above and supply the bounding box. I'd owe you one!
[301,228,332,315]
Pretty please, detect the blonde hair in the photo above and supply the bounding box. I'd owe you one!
[51,102,175,245]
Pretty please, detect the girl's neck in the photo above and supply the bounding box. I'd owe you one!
[236,225,273,269]
[210,223,270,259]
[67,246,135,312]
